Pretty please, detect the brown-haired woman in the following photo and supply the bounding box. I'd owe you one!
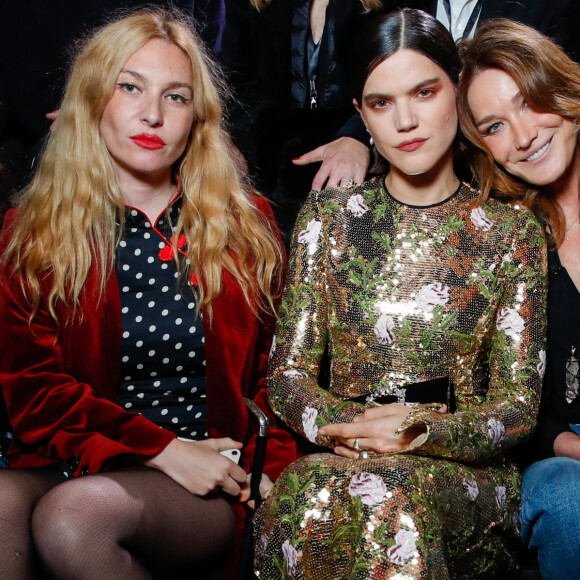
[0,7,297,579]
[458,18,580,580]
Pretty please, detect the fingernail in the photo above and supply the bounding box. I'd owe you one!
[318,428,326,436]
[292,157,301,161]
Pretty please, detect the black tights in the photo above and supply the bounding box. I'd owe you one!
[0,468,236,579]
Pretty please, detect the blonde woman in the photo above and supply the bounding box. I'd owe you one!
[0,7,296,579]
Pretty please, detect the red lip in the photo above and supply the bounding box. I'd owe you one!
[130,133,166,150]
[396,138,427,152]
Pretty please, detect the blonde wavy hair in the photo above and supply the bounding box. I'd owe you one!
[250,0,384,12]
[457,19,580,246]
[2,7,284,321]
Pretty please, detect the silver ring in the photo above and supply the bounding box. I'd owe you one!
[353,437,361,451]
[339,178,354,186]
[359,450,369,459]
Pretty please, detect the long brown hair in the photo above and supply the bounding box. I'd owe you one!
[457,18,580,246]
[2,7,284,320]
[249,0,384,12]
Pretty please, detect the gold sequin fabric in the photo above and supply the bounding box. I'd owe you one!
[255,178,547,579]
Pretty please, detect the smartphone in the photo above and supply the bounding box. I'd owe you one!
[220,448,241,464]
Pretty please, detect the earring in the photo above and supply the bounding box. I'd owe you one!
[366,128,374,147]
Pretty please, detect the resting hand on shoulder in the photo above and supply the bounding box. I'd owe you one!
[319,404,447,458]
[145,437,247,497]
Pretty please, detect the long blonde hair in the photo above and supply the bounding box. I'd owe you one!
[457,19,580,246]
[249,0,384,12]
[2,7,284,320]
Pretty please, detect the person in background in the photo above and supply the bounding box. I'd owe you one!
[0,7,296,579]
[255,9,546,579]
[458,19,580,580]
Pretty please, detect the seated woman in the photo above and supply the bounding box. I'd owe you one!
[458,19,580,580]
[254,9,547,580]
[0,7,297,579]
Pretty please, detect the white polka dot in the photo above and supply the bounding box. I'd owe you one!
[125,402,133,408]
[134,248,141,256]
[136,292,143,299]
[174,295,181,301]
[171,417,178,424]
[145,221,151,228]
[163,358,170,364]
[144,232,151,239]
[161,409,168,416]
[174,272,179,278]
[120,240,127,247]
[158,242,166,249]
[149,278,156,285]
[201,337,205,343]
[136,272,143,279]
[188,303,195,310]
[123,331,130,338]
[127,385,134,391]
[161,263,169,270]
[122,264,130,271]
[175,318,182,325]
[122,356,129,362]
[149,325,156,332]
[176,365,183,372]
[190,387,197,393]
[147,257,154,263]
[122,307,129,314]
[131,210,138,217]
[124,376,131,380]
[162,309,169,316]
[152,400,159,406]
[202,360,206,366]
[189,327,196,334]
[135,315,142,323]
[164,391,171,395]
[148,301,155,308]
[162,286,169,293]
[188,352,196,358]
[180,377,187,384]
[136,340,143,347]
[137,363,144,370]
[190,431,197,437]
[153,381,161,387]
[187,405,193,411]
[137,393,144,399]
[195,412,202,419]
[180,426,187,431]
[122,286,130,293]
[175,343,182,350]
[150,371,157,377]
[163,334,170,341]
[178,397,185,403]
[148,350,155,356]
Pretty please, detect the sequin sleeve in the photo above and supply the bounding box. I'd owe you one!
[268,190,365,447]
[399,207,547,463]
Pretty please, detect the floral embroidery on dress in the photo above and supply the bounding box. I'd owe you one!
[301,407,319,443]
[463,478,479,501]
[470,206,493,231]
[387,529,417,565]
[374,313,396,345]
[487,417,507,447]
[496,307,525,337]
[537,349,547,378]
[415,282,450,312]
[348,472,388,506]
[297,219,322,245]
[347,194,369,217]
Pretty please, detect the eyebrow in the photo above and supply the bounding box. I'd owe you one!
[475,90,522,128]
[363,77,442,102]
[118,69,193,92]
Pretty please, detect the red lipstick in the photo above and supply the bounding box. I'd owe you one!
[130,133,166,150]
[396,138,426,152]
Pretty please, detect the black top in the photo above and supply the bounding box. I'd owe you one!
[115,197,207,440]
[533,249,580,459]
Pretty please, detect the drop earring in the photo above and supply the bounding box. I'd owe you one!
[366,128,374,147]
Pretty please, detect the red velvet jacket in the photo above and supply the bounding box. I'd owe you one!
[0,204,298,482]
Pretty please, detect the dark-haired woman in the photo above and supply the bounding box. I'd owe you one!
[254,8,546,579]
[458,18,580,580]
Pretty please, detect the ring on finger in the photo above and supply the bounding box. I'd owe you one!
[339,178,354,186]
[353,437,361,451]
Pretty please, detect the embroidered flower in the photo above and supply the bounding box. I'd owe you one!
[283,369,307,378]
[470,207,493,231]
[495,486,507,510]
[346,194,369,217]
[487,417,506,447]
[463,478,479,501]
[374,314,395,345]
[297,219,322,245]
[348,472,388,506]
[387,529,417,565]
[415,282,450,312]
[158,245,174,261]
[282,540,298,577]
[496,307,525,337]
[302,407,319,443]
[269,336,277,358]
[537,349,546,379]
[258,534,269,555]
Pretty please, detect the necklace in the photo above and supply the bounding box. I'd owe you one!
[565,215,580,241]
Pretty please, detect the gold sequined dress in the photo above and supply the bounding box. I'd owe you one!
[255,179,547,580]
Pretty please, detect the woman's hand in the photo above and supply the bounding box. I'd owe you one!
[145,437,247,497]
[239,473,274,509]
[319,404,446,458]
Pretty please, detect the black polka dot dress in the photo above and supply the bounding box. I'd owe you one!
[115,196,208,440]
